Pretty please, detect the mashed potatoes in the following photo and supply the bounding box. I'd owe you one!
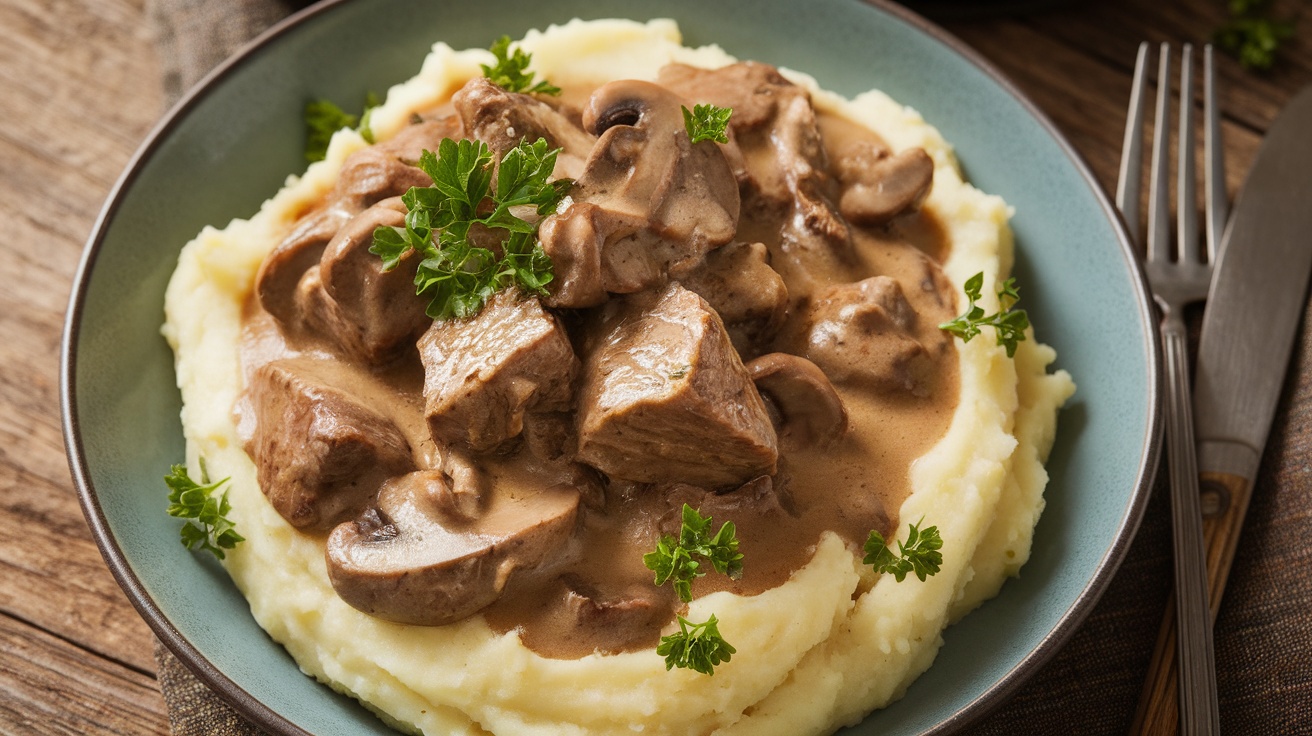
[163,18,1074,735]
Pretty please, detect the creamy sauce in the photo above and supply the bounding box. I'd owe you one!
[238,77,958,660]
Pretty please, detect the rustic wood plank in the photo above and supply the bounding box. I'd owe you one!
[944,14,1268,209]
[0,611,168,735]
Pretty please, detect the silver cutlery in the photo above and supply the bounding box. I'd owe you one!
[1116,42,1221,735]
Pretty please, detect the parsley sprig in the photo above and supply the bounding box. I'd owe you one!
[303,92,381,162]
[657,614,737,675]
[482,35,560,95]
[644,504,744,603]
[939,272,1030,357]
[369,137,568,320]
[165,463,244,560]
[1215,0,1296,71]
[863,518,943,583]
[681,104,733,144]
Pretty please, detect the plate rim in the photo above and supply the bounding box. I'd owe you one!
[59,0,1163,733]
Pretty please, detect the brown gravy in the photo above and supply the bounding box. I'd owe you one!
[237,74,958,660]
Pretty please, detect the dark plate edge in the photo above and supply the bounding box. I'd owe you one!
[57,1,1164,735]
[858,2,1164,733]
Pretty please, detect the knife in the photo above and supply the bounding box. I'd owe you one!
[1132,84,1312,734]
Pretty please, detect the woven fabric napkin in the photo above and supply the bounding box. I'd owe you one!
[145,1,1312,733]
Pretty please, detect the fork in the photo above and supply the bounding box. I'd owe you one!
[1116,42,1224,735]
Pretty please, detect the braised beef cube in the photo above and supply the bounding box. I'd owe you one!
[419,291,579,452]
[453,77,595,179]
[576,282,778,487]
[256,208,350,327]
[301,198,433,364]
[805,276,935,394]
[244,358,415,532]
[680,241,788,356]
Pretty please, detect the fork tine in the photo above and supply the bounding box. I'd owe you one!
[1148,43,1173,264]
[1178,44,1200,264]
[1117,42,1151,241]
[1204,45,1227,262]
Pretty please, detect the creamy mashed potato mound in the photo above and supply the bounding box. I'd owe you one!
[163,18,1075,735]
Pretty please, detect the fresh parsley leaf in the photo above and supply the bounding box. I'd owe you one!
[657,614,736,675]
[1215,0,1296,71]
[643,504,744,603]
[938,271,1030,357]
[481,35,560,95]
[359,90,382,145]
[165,464,244,560]
[304,92,383,162]
[304,99,358,163]
[864,518,943,583]
[369,137,568,320]
[681,104,733,144]
[1216,15,1295,71]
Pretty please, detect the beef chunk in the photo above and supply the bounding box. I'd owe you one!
[243,358,415,531]
[680,241,788,356]
[537,80,741,307]
[805,276,938,394]
[453,77,595,179]
[576,282,778,487]
[419,291,579,452]
[297,198,432,364]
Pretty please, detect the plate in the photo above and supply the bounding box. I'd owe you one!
[61,0,1160,733]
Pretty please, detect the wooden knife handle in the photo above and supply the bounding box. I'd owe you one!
[1129,471,1255,734]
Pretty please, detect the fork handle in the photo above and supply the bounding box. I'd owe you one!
[1131,470,1255,734]
[1131,319,1221,735]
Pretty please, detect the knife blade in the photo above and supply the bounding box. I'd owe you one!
[1132,85,1312,735]
[1194,84,1312,600]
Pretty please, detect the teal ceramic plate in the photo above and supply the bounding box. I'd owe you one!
[62,1,1161,733]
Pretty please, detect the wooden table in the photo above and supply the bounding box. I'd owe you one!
[1,0,1307,733]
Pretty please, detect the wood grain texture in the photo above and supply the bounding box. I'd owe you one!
[0,0,167,730]
[0,611,168,736]
[1,0,1308,733]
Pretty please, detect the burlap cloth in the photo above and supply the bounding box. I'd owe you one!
[145,1,1312,733]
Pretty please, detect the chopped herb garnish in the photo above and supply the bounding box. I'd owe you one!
[644,504,743,603]
[304,92,382,162]
[369,137,569,320]
[481,35,560,95]
[657,614,736,675]
[939,271,1029,357]
[1215,0,1296,71]
[863,518,943,583]
[681,103,733,144]
[165,463,244,560]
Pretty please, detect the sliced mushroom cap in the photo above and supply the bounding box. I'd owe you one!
[745,353,848,451]
[836,146,934,226]
[256,207,350,326]
[326,471,582,626]
[539,80,741,306]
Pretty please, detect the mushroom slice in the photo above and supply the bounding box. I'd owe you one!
[745,353,848,451]
[538,79,741,306]
[326,471,582,626]
[834,144,934,226]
